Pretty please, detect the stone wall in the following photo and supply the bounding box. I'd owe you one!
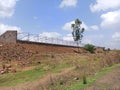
[95,47,105,53]
[0,31,17,43]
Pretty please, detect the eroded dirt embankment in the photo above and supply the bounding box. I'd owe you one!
[0,42,83,62]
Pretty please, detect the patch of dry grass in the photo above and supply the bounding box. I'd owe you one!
[0,50,120,90]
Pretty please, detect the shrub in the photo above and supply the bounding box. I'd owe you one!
[83,75,87,84]
[84,44,96,53]
[51,53,55,58]
[2,63,6,69]
[107,48,111,51]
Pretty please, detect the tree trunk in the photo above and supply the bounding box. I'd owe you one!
[77,41,79,53]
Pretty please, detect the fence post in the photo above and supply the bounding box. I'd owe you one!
[27,33,30,41]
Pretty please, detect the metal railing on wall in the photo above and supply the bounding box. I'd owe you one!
[17,32,84,47]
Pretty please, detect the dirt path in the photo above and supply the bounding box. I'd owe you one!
[84,65,120,90]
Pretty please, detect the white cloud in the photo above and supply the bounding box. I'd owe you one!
[0,23,21,34]
[39,32,61,38]
[81,34,105,47]
[88,35,104,39]
[101,9,120,29]
[62,33,94,44]
[105,40,120,49]
[63,34,73,41]
[59,0,78,8]
[81,22,89,30]
[0,0,18,18]
[112,32,120,41]
[90,25,99,30]
[111,32,120,49]
[62,33,104,46]
[62,21,88,31]
[97,33,120,49]
[82,38,92,44]
[90,0,120,49]
[90,0,120,12]
[18,32,61,42]
[62,20,98,31]
[62,21,74,31]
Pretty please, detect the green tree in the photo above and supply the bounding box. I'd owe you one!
[71,19,85,52]
[84,44,96,53]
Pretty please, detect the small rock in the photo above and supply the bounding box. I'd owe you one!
[0,70,6,74]
[5,64,11,68]
[95,73,98,76]
[0,44,3,47]
[11,68,16,73]
[74,77,79,80]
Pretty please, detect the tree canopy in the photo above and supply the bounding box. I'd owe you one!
[71,19,85,42]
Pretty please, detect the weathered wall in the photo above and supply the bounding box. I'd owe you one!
[95,47,105,53]
[0,31,17,43]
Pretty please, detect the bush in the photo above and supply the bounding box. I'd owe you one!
[107,48,111,51]
[83,75,87,84]
[84,44,96,53]
[2,63,6,69]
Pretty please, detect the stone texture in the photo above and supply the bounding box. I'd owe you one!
[0,31,17,43]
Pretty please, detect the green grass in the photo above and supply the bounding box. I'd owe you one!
[64,64,120,90]
[0,52,119,89]
[0,67,46,86]
[0,63,70,87]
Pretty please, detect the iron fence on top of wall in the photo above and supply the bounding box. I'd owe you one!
[17,32,84,47]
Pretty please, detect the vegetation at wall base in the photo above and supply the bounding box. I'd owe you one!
[64,64,120,90]
[84,44,96,53]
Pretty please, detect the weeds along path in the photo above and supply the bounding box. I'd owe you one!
[84,65,120,90]
[0,67,75,90]
[31,67,75,88]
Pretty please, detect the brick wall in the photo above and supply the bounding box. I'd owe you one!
[0,31,17,43]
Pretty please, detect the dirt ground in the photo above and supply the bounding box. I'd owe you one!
[84,65,120,90]
[0,42,120,90]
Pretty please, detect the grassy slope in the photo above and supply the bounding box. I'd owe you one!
[65,64,120,90]
[0,63,70,87]
[0,51,120,90]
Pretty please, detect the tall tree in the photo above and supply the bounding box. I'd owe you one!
[71,19,85,52]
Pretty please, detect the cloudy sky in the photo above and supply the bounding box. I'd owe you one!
[0,0,120,49]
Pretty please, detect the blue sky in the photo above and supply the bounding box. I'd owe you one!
[0,0,120,49]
